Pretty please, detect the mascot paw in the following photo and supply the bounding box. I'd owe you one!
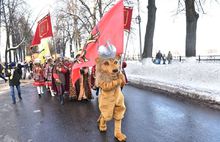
[97,116,107,132]
[99,124,107,132]
[115,132,127,142]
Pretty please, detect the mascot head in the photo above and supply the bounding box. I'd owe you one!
[96,42,120,76]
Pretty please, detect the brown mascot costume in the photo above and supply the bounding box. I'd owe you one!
[96,42,126,142]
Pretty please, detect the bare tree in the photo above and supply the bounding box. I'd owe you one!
[177,0,206,57]
[54,0,115,56]
[142,0,157,58]
[1,0,32,63]
[185,0,199,57]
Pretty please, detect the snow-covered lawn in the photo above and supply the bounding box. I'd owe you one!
[125,58,220,104]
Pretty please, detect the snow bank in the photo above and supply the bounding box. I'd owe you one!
[126,59,220,106]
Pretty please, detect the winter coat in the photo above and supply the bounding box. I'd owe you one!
[156,52,162,60]
[167,53,173,61]
[7,67,22,86]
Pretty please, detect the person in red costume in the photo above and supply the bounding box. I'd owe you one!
[63,59,71,95]
[33,59,45,98]
[52,58,67,105]
[78,67,93,101]
[91,65,99,96]
[122,61,128,84]
[44,58,55,96]
[69,60,80,100]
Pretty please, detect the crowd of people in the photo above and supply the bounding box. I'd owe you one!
[0,56,128,105]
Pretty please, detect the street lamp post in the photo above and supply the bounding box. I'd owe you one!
[136,0,142,60]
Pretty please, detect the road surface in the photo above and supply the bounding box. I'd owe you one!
[0,82,220,142]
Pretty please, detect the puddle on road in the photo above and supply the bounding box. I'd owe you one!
[33,110,41,113]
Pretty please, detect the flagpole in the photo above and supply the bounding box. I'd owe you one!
[121,31,130,70]
[123,31,130,61]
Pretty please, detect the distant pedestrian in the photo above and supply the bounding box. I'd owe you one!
[21,61,28,79]
[162,54,166,64]
[6,63,22,104]
[27,61,33,79]
[155,50,162,64]
[167,51,173,64]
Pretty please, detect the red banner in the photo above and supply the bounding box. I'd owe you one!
[71,0,124,84]
[31,14,53,46]
[124,7,133,31]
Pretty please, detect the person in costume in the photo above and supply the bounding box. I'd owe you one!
[91,65,99,96]
[52,58,67,105]
[33,59,45,98]
[68,59,78,101]
[69,54,82,100]
[78,67,93,101]
[96,43,127,142]
[63,58,71,95]
[121,61,128,90]
[44,58,55,96]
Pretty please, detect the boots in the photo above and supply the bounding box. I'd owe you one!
[114,119,126,142]
[38,94,41,98]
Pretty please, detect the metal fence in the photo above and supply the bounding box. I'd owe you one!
[125,55,220,62]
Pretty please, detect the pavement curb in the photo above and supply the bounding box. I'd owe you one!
[0,80,33,94]
[127,75,220,110]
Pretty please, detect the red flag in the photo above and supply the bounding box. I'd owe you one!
[71,0,124,84]
[31,25,40,46]
[124,7,133,31]
[31,14,53,46]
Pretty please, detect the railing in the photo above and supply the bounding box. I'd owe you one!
[197,55,220,62]
[125,55,220,62]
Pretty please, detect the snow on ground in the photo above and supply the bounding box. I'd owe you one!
[125,58,220,104]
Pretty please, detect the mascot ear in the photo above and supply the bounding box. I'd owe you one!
[95,57,100,63]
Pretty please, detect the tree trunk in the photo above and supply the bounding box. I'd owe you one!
[23,46,26,61]
[93,0,96,26]
[142,0,157,58]
[6,34,11,63]
[69,37,73,55]
[98,0,103,18]
[185,0,199,57]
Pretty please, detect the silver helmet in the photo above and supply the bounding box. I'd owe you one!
[98,41,116,59]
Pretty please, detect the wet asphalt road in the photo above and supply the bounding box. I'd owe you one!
[1,83,220,142]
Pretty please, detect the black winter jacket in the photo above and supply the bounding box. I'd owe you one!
[7,67,22,86]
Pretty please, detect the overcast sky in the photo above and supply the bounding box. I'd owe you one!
[25,0,220,56]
